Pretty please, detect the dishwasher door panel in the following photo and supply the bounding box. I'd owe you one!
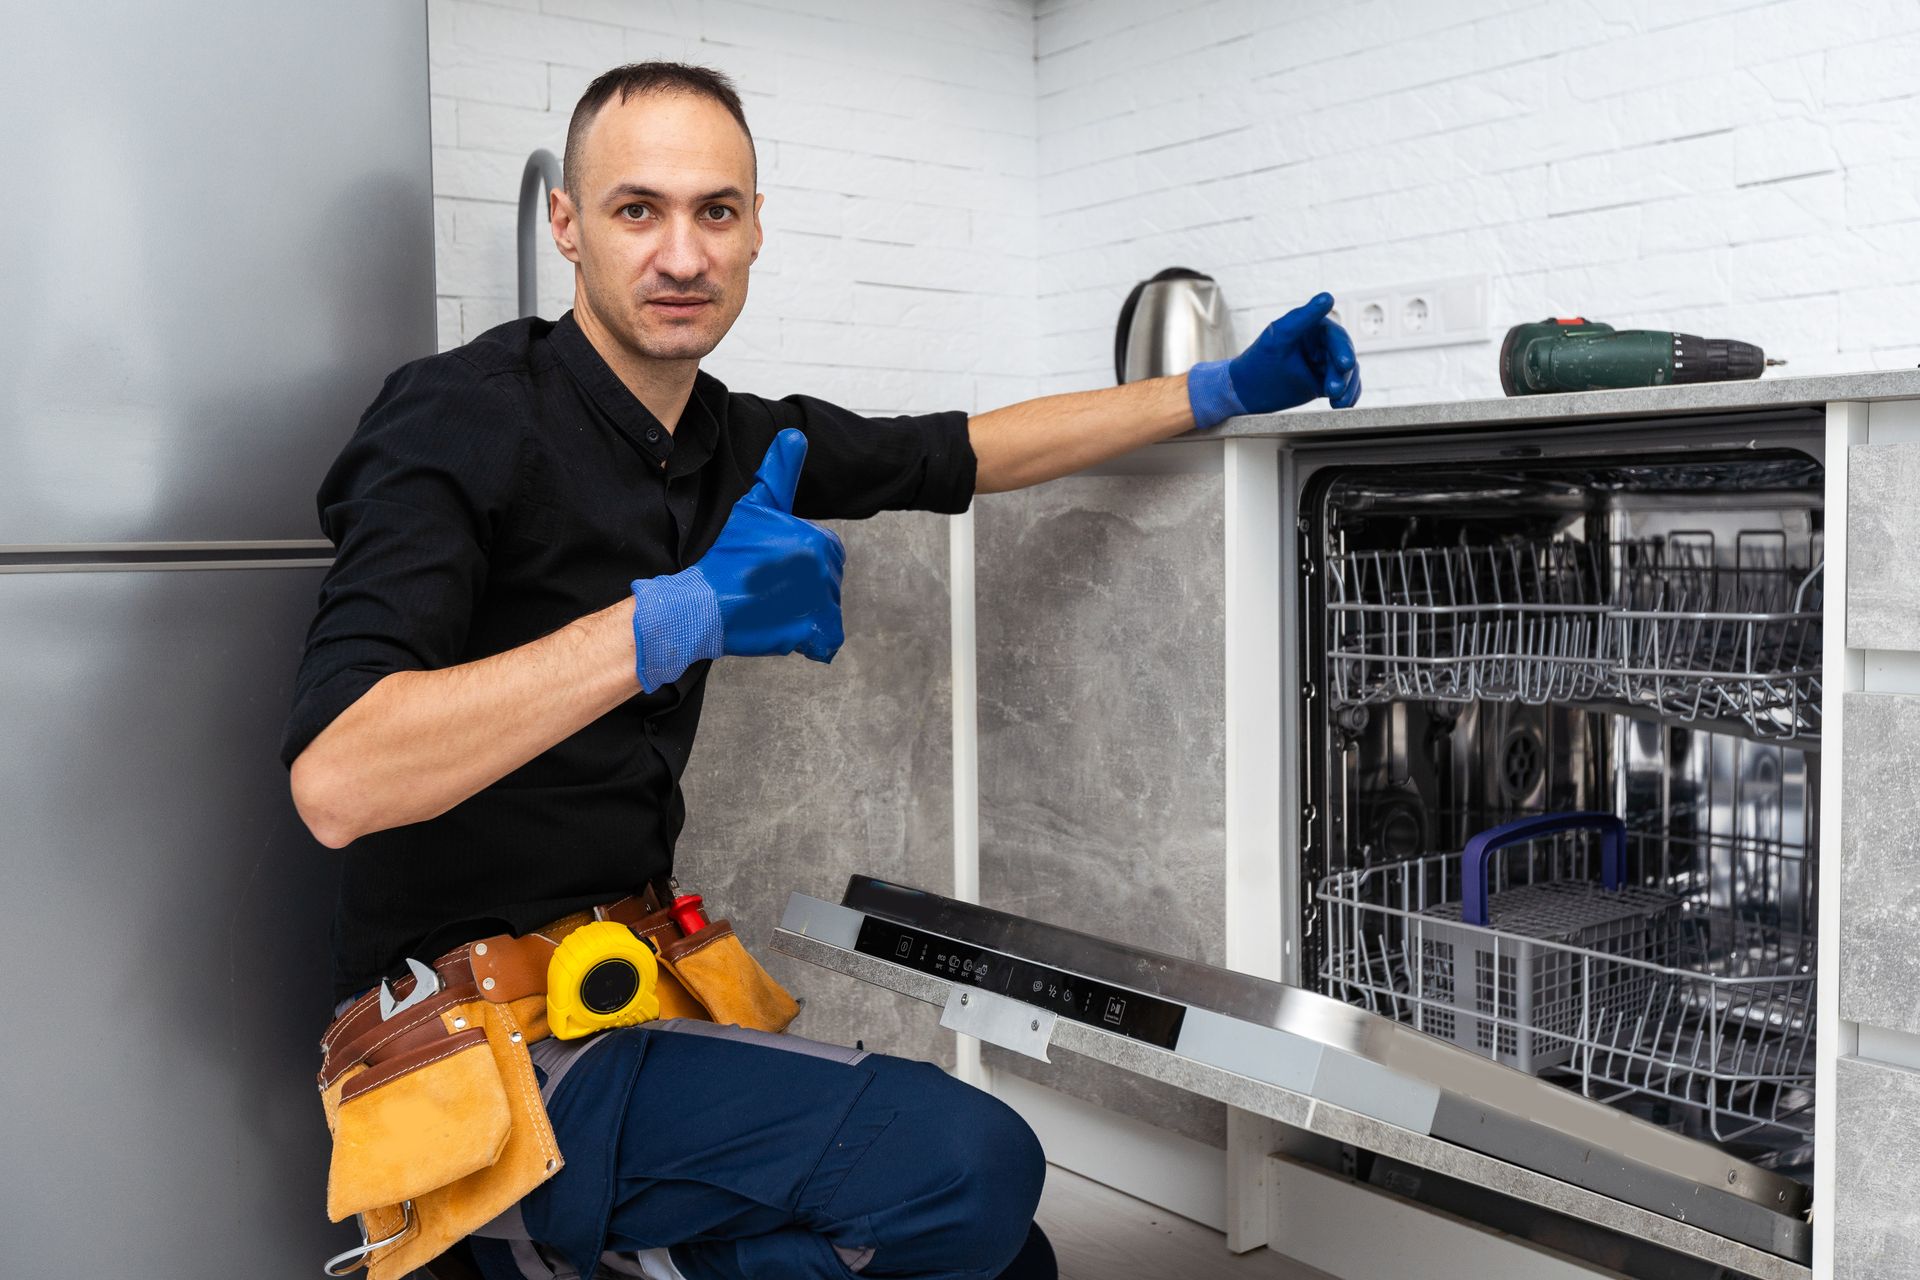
[777,880,1813,1279]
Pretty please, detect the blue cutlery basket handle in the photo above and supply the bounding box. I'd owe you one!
[1460,811,1627,927]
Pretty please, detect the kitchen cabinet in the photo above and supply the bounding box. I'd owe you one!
[1827,394,1920,1276]
[1838,691,1920,1038]
[1833,1056,1920,1278]
[1844,444,1920,650]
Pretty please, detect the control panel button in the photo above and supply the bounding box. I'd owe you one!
[852,917,1181,1048]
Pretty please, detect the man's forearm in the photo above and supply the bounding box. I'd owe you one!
[968,374,1193,494]
[290,597,639,848]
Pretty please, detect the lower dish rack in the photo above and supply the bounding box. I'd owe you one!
[1319,813,1817,1144]
[1327,533,1824,742]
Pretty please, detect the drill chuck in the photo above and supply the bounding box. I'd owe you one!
[1500,318,1769,396]
[1671,333,1766,384]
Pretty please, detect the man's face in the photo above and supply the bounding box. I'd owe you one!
[552,90,762,363]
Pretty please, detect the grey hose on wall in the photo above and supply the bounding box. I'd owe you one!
[519,148,563,318]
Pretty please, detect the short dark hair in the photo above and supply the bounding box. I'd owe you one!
[563,62,756,198]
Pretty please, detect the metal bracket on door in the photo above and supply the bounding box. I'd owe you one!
[939,986,1056,1062]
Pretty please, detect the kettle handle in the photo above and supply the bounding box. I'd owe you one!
[1114,266,1212,386]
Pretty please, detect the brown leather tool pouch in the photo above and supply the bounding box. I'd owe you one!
[658,918,801,1032]
[320,982,561,1279]
[314,888,791,1275]
[619,903,800,1032]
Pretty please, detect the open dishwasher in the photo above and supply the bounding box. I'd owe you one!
[1295,426,1822,1221]
[775,409,1832,1279]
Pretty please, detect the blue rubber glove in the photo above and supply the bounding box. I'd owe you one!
[1187,292,1361,428]
[628,428,846,692]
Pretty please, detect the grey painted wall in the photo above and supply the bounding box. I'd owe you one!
[973,467,1229,1148]
[675,510,957,1066]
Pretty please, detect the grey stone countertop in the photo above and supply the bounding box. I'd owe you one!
[1204,368,1920,441]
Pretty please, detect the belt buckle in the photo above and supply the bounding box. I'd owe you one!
[377,957,442,1023]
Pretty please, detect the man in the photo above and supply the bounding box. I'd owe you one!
[286,62,1358,1280]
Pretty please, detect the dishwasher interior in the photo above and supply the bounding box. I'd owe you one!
[1298,442,1823,1190]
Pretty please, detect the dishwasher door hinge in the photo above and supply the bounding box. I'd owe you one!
[939,986,1055,1062]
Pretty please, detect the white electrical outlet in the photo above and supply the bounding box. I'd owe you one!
[1337,275,1490,353]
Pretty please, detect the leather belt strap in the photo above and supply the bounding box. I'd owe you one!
[467,895,684,1007]
[319,893,663,1090]
[319,948,482,1089]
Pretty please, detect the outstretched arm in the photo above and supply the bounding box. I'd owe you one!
[969,373,1194,495]
[968,292,1361,494]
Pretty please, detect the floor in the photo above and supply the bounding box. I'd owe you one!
[1034,1166,1335,1280]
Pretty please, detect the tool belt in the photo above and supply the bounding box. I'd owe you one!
[316,888,800,1279]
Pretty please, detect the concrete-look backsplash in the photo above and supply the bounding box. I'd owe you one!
[974,465,1229,1147]
[674,510,957,1064]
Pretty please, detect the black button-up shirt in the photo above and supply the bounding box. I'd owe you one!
[284,312,975,1001]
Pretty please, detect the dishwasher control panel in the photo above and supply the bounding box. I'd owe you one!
[853,916,1186,1049]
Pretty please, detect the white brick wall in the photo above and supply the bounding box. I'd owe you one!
[434,1,1920,413]
[1035,0,1920,403]
[429,0,1038,416]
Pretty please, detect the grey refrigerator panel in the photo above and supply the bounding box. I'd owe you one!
[0,0,435,546]
[0,566,351,1274]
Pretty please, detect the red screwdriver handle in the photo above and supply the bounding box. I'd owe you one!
[669,892,709,935]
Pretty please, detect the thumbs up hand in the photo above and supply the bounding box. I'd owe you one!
[629,428,847,692]
[699,429,846,662]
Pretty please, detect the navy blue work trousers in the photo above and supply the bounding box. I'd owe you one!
[465,1020,1052,1280]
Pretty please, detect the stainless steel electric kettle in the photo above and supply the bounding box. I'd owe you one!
[1114,267,1236,384]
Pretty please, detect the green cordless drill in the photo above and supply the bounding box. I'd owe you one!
[1499,317,1779,396]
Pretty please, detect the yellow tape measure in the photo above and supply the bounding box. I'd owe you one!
[546,921,661,1040]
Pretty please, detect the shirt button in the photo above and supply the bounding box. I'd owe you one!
[645,428,660,442]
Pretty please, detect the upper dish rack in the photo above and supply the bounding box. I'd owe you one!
[1327,532,1824,742]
